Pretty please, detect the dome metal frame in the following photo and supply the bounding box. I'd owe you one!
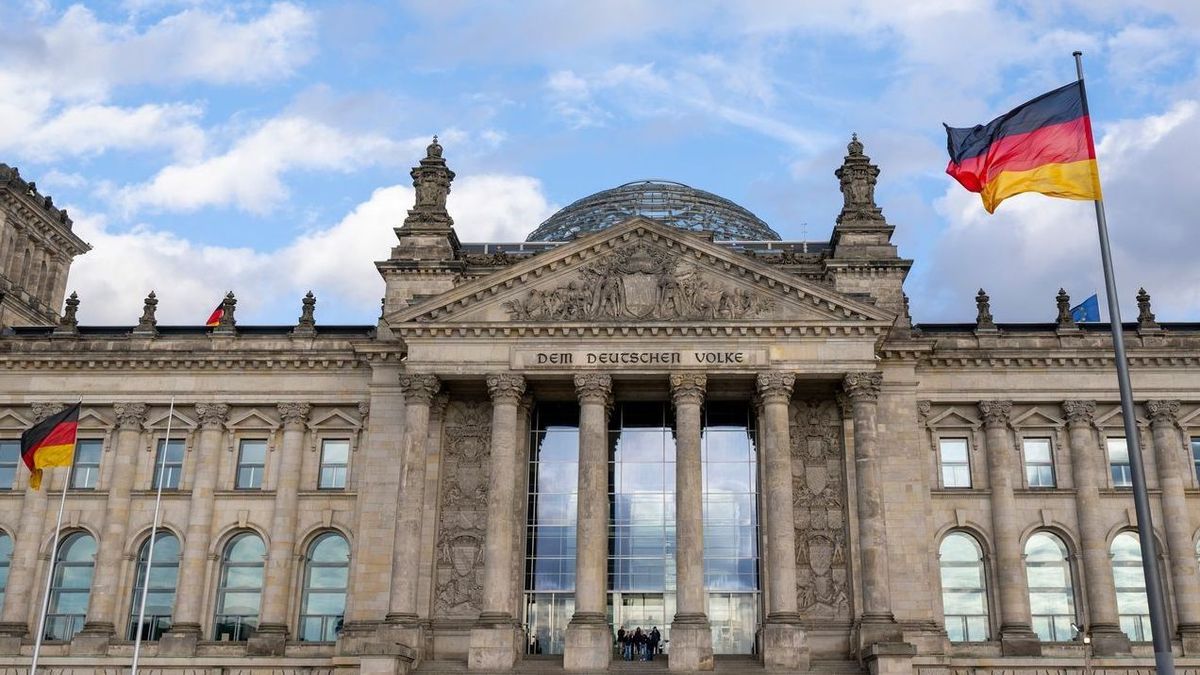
[525,180,780,242]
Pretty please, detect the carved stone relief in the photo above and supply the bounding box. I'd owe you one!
[433,400,491,618]
[502,241,775,321]
[790,399,850,617]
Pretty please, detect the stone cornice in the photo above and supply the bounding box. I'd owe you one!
[396,322,886,339]
[920,351,1200,370]
[0,353,366,371]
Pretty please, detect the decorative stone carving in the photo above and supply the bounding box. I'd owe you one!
[842,371,882,402]
[195,403,230,430]
[464,251,517,267]
[502,241,774,322]
[1062,400,1096,426]
[404,136,455,230]
[433,400,492,617]
[669,373,707,406]
[975,289,996,331]
[113,402,148,430]
[54,291,79,335]
[30,401,67,423]
[756,372,795,403]
[1145,400,1180,426]
[1137,288,1160,331]
[574,373,613,406]
[277,402,311,429]
[977,400,1012,428]
[294,291,316,336]
[486,373,526,404]
[218,291,237,329]
[135,291,158,335]
[790,399,850,617]
[835,134,884,225]
[399,374,441,404]
[1055,289,1075,330]
[917,400,932,423]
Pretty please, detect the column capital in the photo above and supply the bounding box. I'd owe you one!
[977,400,1013,428]
[1062,400,1096,427]
[755,372,795,403]
[486,373,527,404]
[574,373,613,405]
[1145,400,1181,427]
[842,371,882,402]
[277,402,311,429]
[195,402,230,430]
[429,393,450,419]
[399,373,441,404]
[669,373,707,406]
[113,402,149,430]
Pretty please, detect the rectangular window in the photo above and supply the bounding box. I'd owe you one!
[318,440,349,489]
[1108,438,1132,488]
[152,438,185,490]
[1192,438,1200,486]
[0,441,19,490]
[1022,437,1056,488]
[70,439,103,489]
[939,438,972,488]
[235,440,266,489]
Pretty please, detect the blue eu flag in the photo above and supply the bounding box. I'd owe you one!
[1071,293,1100,322]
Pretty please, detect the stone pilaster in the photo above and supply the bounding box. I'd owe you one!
[1063,400,1129,655]
[755,372,809,671]
[978,400,1040,655]
[249,402,311,655]
[669,373,714,671]
[1146,400,1200,653]
[564,373,612,672]
[160,402,228,656]
[74,403,149,653]
[469,374,527,671]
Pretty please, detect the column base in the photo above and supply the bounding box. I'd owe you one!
[669,618,713,671]
[858,613,903,650]
[1088,624,1131,656]
[359,654,417,675]
[1180,623,1200,656]
[563,614,611,672]
[159,622,201,657]
[468,615,521,671]
[70,622,114,656]
[0,623,24,656]
[760,620,810,671]
[863,641,916,675]
[999,626,1042,656]
[247,622,288,656]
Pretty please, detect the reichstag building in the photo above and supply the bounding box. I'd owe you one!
[0,136,1198,674]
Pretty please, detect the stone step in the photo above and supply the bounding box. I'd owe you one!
[414,655,863,675]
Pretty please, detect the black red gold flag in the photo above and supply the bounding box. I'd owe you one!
[21,403,80,490]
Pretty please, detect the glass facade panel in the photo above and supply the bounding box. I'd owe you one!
[300,533,348,642]
[0,441,17,490]
[1024,532,1076,642]
[0,533,10,613]
[214,533,265,641]
[1112,532,1151,641]
[71,439,102,489]
[940,532,989,642]
[46,533,96,641]
[127,533,179,640]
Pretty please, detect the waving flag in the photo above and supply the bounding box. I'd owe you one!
[944,81,1101,213]
[206,302,224,327]
[1071,293,1100,322]
[21,403,80,490]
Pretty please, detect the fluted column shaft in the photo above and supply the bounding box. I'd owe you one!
[169,404,228,634]
[83,403,150,635]
[844,372,893,620]
[571,374,612,622]
[387,374,440,623]
[671,374,708,621]
[478,374,527,621]
[756,372,800,621]
[258,403,311,633]
[1147,401,1200,633]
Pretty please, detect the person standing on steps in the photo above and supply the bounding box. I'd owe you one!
[633,627,646,661]
[648,626,661,661]
[617,626,627,661]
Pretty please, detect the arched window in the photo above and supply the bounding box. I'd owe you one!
[127,533,180,641]
[46,532,96,641]
[939,532,990,642]
[213,533,265,641]
[299,532,349,642]
[1025,532,1076,641]
[0,533,11,612]
[1112,532,1151,641]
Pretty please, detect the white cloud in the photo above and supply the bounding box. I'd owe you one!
[0,102,205,162]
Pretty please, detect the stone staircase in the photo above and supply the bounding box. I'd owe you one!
[413,655,865,675]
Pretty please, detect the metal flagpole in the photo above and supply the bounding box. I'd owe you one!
[131,396,175,675]
[30,397,82,674]
[1073,51,1175,675]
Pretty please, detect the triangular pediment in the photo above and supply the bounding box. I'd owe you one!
[227,409,280,430]
[390,218,893,328]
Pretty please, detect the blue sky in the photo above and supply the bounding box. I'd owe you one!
[2,1,1198,325]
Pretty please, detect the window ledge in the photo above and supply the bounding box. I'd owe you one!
[931,489,992,496]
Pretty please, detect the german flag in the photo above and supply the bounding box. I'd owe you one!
[945,81,1101,213]
[21,403,80,490]
[206,302,224,327]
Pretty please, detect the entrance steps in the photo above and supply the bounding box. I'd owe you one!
[414,655,864,674]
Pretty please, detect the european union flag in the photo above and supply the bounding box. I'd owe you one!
[1071,293,1100,322]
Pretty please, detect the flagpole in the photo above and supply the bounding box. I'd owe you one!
[30,397,81,674]
[131,396,175,675]
[1074,50,1175,675]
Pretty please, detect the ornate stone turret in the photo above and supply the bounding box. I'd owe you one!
[213,291,237,335]
[975,289,997,332]
[1055,288,1078,333]
[134,291,158,336]
[52,291,79,337]
[1136,287,1161,334]
[835,134,884,226]
[293,291,316,336]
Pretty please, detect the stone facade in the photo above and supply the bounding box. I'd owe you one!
[0,139,1198,675]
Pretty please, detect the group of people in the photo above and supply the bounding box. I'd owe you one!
[616,626,662,661]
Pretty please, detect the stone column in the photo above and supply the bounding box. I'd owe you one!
[1146,400,1200,653]
[249,402,310,655]
[755,372,809,671]
[1063,400,1129,655]
[159,402,229,656]
[74,403,150,652]
[669,374,714,671]
[469,374,527,671]
[978,401,1040,655]
[386,374,440,625]
[564,373,612,671]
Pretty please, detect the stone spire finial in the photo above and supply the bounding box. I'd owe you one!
[294,291,316,336]
[975,288,996,331]
[53,291,79,336]
[1055,288,1076,330]
[834,133,884,225]
[214,291,237,334]
[404,135,455,229]
[1136,287,1160,332]
[135,291,158,335]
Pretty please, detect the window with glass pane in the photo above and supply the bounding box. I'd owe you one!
[318,440,349,489]
[1024,533,1076,641]
[939,438,972,488]
[127,533,179,640]
[0,441,19,490]
[0,533,11,613]
[236,440,266,489]
[45,533,95,641]
[1192,438,1200,486]
[1112,532,1151,641]
[1022,438,1055,488]
[299,533,349,642]
[939,532,989,642]
[70,439,102,489]
[1107,438,1131,487]
[152,438,185,489]
[213,533,265,641]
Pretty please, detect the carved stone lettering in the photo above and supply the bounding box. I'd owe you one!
[790,399,850,617]
[433,400,492,618]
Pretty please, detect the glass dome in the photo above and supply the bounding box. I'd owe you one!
[525,180,780,242]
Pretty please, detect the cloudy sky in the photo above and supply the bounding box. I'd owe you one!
[2,1,1198,325]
